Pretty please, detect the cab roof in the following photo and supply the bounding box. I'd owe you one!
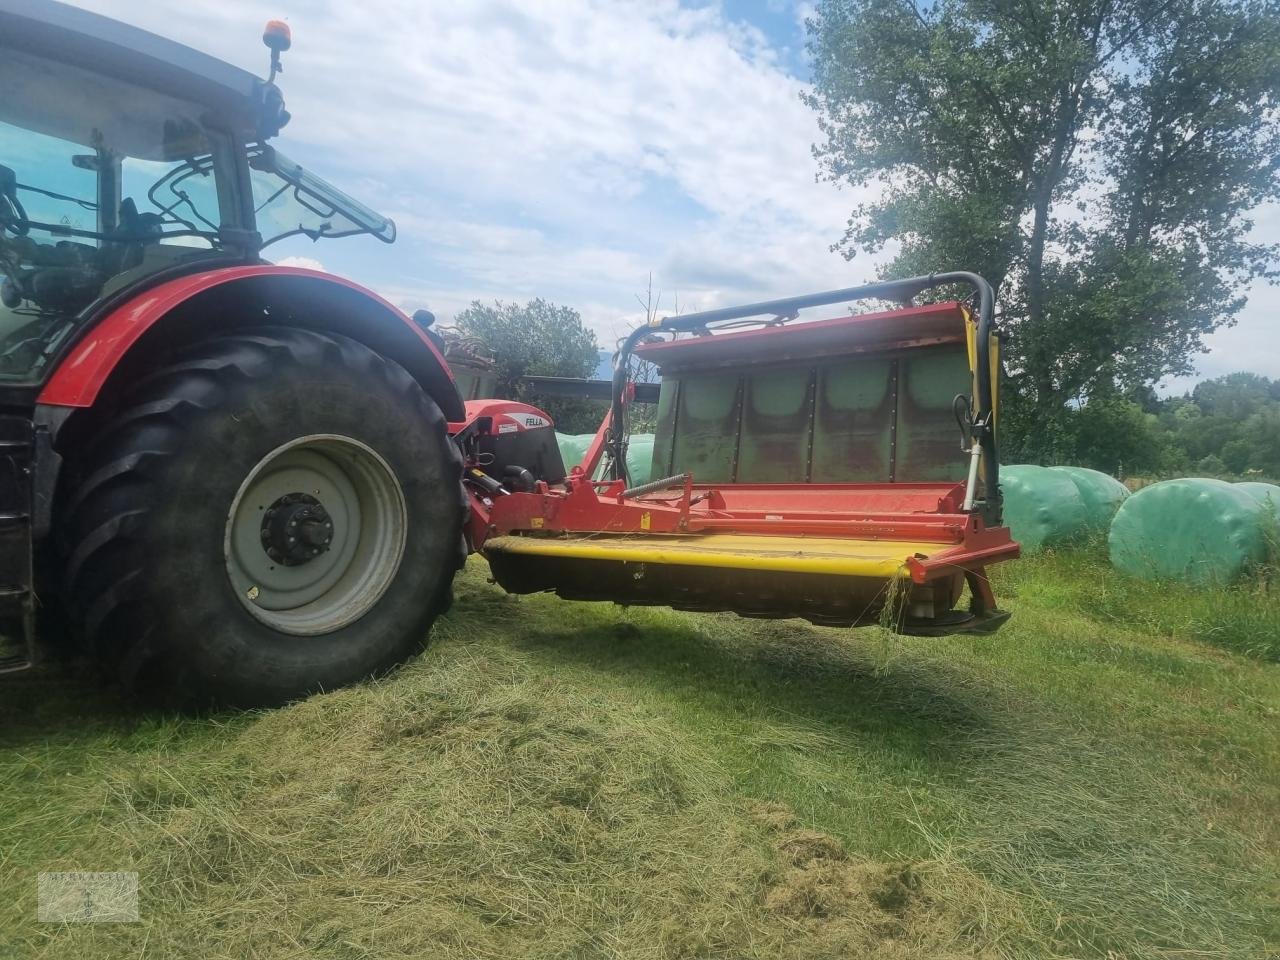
[0,0,267,135]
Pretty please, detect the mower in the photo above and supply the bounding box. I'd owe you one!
[470,275,1015,633]
[0,0,1018,708]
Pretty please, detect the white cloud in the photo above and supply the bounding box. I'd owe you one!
[74,0,875,344]
[1159,202,1280,393]
[1160,281,1280,394]
[274,255,326,272]
[794,2,820,37]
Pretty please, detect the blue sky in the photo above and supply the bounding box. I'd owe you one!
[75,0,1277,393]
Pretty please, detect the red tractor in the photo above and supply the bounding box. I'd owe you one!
[0,1,1017,708]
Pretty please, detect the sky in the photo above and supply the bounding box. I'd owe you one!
[72,0,1277,394]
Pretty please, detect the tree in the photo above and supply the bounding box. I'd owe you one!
[1192,371,1274,420]
[1128,372,1280,478]
[804,0,1280,460]
[1196,453,1229,475]
[454,298,599,394]
[1221,438,1253,473]
[454,298,602,432]
[1242,406,1280,474]
[1060,392,1180,475]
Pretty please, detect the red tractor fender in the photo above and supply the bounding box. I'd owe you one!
[37,265,465,421]
[450,398,554,433]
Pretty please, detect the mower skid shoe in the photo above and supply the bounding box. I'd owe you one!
[896,608,1011,637]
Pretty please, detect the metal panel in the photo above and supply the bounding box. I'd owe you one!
[737,367,813,482]
[669,374,741,483]
[812,357,895,482]
[888,360,900,481]
[651,377,681,478]
[654,342,971,486]
[895,347,971,481]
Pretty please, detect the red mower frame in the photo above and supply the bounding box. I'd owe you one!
[461,273,1019,635]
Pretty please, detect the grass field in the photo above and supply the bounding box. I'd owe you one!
[2,548,1277,959]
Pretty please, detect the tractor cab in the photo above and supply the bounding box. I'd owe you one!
[0,1,393,383]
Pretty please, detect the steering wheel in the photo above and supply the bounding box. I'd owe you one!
[0,164,29,237]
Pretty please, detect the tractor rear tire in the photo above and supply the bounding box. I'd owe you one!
[60,327,466,708]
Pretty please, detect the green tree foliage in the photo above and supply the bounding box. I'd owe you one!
[1034,372,1280,477]
[804,0,1280,461]
[454,298,599,394]
[1064,392,1180,475]
[1197,453,1229,475]
[454,298,604,432]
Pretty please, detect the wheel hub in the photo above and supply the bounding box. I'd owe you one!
[261,493,334,566]
[224,435,408,636]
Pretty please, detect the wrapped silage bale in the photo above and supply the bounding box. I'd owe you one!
[555,433,594,471]
[1108,478,1269,584]
[1235,481,1280,510]
[626,434,655,487]
[1050,466,1130,535]
[999,464,1090,552]
[554,433,654,486]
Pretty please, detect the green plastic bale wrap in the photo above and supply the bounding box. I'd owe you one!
[1050,466,1130,535]
[554,433,654,486]
[1108,478,1269,584]
[999,464,1090,552]
[625,434,655,487]
[1235,481,1280,510]
[555,433,594,472]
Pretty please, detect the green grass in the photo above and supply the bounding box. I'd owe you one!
[2,551,1277,958]
[1005,538,1280,662]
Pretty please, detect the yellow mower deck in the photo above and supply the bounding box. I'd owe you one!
[483,533,939,578]
[481,532,987,629]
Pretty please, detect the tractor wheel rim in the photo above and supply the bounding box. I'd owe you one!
[224,435,407,635]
